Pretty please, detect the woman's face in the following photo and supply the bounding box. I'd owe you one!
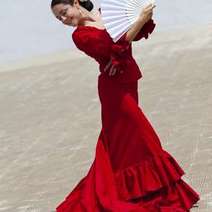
[51,1,81,27]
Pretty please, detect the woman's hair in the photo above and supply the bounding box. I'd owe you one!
[51,0,94,12]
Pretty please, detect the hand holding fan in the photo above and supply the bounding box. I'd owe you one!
[100,0,156,42]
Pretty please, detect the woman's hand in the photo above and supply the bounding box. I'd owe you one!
[103,58,120,76]
[124,2,156,43]
[103,3,156,77]
[138,3,156,24]
[109,66,118,76]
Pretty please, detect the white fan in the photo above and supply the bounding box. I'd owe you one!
[100,0,155,43]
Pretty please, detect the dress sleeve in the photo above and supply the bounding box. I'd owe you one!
[132,18,156,41]
[72,29,94,57]
[109,18,156,63]
[104,19,156,74]
[106,33,131,74]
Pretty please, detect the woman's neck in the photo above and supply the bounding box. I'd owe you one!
[80,8,105,29]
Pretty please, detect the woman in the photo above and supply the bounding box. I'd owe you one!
[51,0,200,211]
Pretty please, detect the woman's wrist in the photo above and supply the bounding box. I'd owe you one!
[125,18,147,43]
[137,16,149,25]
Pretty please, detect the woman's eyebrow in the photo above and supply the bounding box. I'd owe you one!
[59,7,68,15]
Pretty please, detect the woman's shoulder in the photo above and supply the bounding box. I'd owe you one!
[72,27,91,48]
[72,25,108,48]
[72,27,85,41]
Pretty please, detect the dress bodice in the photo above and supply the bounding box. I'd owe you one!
[72,19,156,83]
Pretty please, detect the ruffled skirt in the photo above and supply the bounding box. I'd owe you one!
[56,74,200,211]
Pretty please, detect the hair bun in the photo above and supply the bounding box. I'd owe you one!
[79,0,94,11]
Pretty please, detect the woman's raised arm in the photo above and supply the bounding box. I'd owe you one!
[125,3,156,43]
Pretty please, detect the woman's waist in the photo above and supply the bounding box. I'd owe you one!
[99,56,139,72]
[98,61,143,83]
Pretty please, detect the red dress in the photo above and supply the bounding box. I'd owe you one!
[56,19,200,212]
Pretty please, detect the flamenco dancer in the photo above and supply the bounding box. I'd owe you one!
[51,0,200,211]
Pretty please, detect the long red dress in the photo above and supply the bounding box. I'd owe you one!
[56,19,200,212]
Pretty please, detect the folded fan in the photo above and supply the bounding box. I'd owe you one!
[100,0,155,42]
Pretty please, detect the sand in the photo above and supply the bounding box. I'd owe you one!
[0,23,211,211]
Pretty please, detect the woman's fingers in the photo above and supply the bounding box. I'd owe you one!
[140,3,156,21]
[103,58,121,76]
[104,58,117,76]
[145,3,156,12]
[104,58,112,72]
[146,4,156,19]
[150,4,156,11]
[145,3,153,8]
[109,65,117,76]
[145,3,154,9]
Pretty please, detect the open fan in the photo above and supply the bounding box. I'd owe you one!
[100,0,156,42]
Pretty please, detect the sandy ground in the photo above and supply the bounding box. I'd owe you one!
[0,23,212,212]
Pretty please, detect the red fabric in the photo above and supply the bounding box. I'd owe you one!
[71,19,156,83]
[132,19,156,41]
[56,22,200,211]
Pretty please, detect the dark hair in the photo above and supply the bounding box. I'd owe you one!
[51,0,94,12]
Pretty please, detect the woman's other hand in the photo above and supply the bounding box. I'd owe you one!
[103,58,124,76]
[139,3,156,24]
[103,58,118,76]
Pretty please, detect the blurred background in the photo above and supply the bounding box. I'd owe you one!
[0,1,212,212]
[0,0,212,67]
